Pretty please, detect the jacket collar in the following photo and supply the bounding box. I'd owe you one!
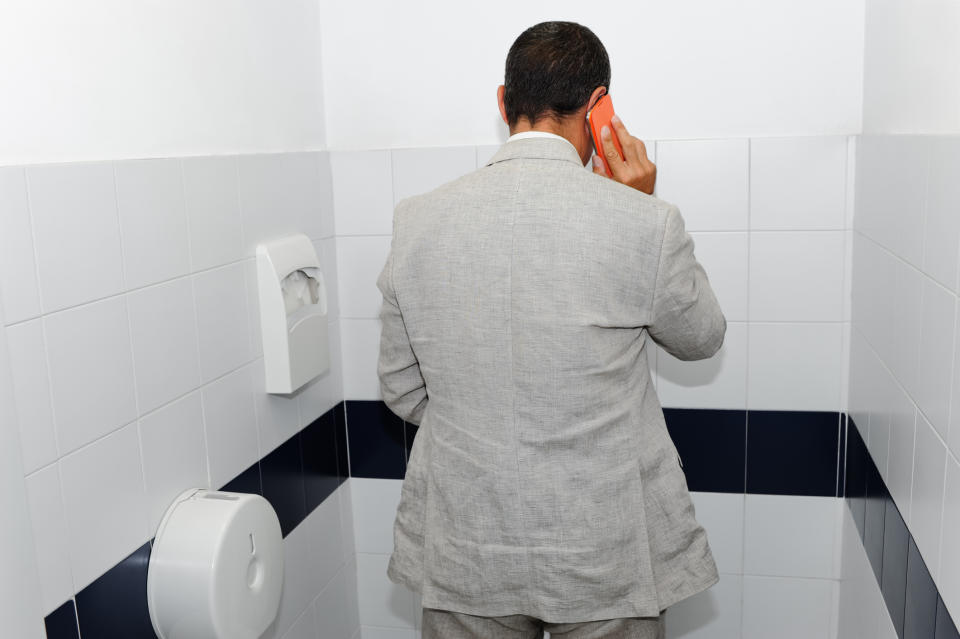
[486,137,585,168]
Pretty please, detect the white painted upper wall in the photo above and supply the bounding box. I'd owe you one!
[320,0,865,150]
[0,0,867,162]
[862,0,960,134]
[0,0,326,166]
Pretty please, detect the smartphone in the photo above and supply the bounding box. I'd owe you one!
[587,94,624,176]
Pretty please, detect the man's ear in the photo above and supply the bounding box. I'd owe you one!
[497,85,509,125]
[586,86,608,114]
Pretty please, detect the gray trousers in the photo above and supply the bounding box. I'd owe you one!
[422,609,666,639]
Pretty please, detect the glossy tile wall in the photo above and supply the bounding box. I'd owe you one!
[846,135,960,627]
[0,152,359,638]
[332,137,853,639]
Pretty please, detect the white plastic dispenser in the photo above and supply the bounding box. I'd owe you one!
[256,234,329,394]
[147,489,284,639]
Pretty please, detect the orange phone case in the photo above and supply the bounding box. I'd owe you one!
[587,94,624,176]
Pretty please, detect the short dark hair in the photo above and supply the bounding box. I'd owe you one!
[503,22,610,127]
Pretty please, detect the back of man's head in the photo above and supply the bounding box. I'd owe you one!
[503,22,611,128]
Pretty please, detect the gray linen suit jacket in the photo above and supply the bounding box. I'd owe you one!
[377,137,726,623]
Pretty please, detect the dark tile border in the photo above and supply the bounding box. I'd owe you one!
[845,417,960,639]
[663,408,746,493]
[42,403,960,639]
[344,400,406,480]
[44,600,80,639]
[746,410,842,497]
[45,402,347,636]
[75,543,153,639]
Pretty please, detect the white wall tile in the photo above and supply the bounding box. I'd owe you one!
[847,330,874,433]
[742,576,834,639]
[747,322,842,411]
[337,236,391,319]
[749,231,845,321]
[316,566,360,639]
[44,297,137,454]
[115,159,192,289]
[743,495,840,579]
[341,318,383,400]
[252,359,301,457]
[6,320,57,473]
[855,136,928,268]
[864,351,897,480]
[281,604,320,639]
[331,151,394,236]
[263,503,329,639]
[889,261,925,399]
[304,491,346,593]
[299,320,344,424]
[244,258,264,360]
[690,232,748,322]
[666,573,741,639]
[867,405,891,484]
[182,156,244,272]
[23,464,74,615]
[391,147,476,205]
[656,321,748,409]
[842,231,854,323]
[127,278,202,414]
[318,237,340,321]
[339,480,357,561]
[317,152,337,240]
[838,506,877,639]
[750,137,847,230]
[139,392,209,535]
[655,139,749,231]
[239,153,326,255]
[27,162,123,312]
[939,454,960,617]
[194,262,253,382]
[0,167,41,323]
[356,553,416,629]
[59,422,147,591]
[851,233,895,354]
[201,364,260,488]
[887,384,917,516]
[952,303,960,460]
[361,628,416,639]
[351,478,402,555]
[875,595,900,639]
[923,138,960,289]
[475,145,501,168]
[911,413,947,580]
[689,492,744,575]
[844,137,857,230]
[915,277,955,439]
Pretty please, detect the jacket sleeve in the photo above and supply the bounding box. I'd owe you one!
[648,206,727,361]
[377,242,428,425]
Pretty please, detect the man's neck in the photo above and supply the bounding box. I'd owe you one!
[509,116,592,166]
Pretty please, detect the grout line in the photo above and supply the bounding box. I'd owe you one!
[3,256,260,328]
[740,138,751,632]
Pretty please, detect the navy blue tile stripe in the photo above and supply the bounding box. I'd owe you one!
[845,417,959,639]
[346,402,847,497]
[44,402,348,638]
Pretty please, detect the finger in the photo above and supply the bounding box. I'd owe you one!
[610,114,630,139]
[591,154,608,177]
[600,126,625,178]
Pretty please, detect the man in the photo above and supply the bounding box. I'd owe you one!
[377,21,725,639]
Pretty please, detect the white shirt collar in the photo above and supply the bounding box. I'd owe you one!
[507,131,577,152]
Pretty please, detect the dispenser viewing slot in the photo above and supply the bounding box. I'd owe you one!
[256,234,329,394]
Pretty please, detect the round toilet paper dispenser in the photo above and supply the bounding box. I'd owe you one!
[147,489,284,639]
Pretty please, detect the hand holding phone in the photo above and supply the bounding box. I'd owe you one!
[587,96,657,195]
